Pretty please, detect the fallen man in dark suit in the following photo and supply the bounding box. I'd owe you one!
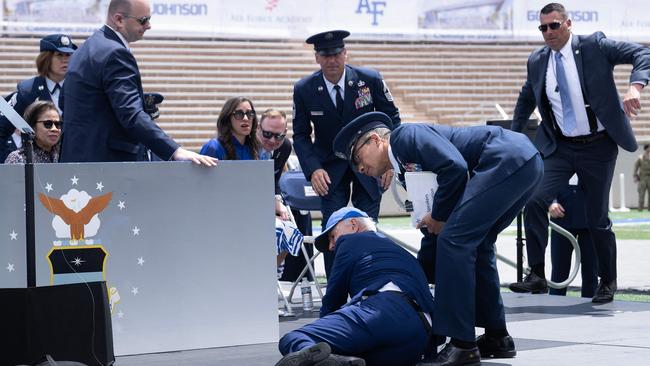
[276,207,435,366]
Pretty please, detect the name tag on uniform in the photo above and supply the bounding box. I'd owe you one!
[310,111,324,116]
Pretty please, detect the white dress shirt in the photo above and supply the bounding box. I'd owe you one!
[323,69,346,108]
[545,33,604,136]
[45,78,63,115]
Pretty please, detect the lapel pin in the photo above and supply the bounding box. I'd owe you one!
[348,80,354,87]
[358,80,365,87]
[38,85,44,91]
[575,49,580,55]
[317,86,323,92]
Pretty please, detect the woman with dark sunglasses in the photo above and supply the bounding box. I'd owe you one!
[200,96,261,160]
[5,101,62,164]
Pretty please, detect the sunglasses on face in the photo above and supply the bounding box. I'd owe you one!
[122,14,151,25]
[37,120,62,129]
[261,129,286,140]
[538,20,565,32]
[232,110,256,120]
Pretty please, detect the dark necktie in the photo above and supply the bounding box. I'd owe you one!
[334,85,344,116]
[51,83,61,95]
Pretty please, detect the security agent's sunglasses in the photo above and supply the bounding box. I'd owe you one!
[122,13,151,25]
[538,20,565,32]
[232,110,256,120]
[261,129,286,141]
[37,120,62,129]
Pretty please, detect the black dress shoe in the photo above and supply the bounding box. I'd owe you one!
[476,334,516,358]
[592,279,617,304]
[314,354,365,366]
[508,272,548,294]
[416,343,480,366]
[275,342,331,366]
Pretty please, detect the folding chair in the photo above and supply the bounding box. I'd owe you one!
[278,170,325,303]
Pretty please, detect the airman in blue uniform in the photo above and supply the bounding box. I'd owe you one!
[333,112,544,366]
[292,30,400,276]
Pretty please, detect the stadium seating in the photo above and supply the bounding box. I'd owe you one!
[1,34,648,151]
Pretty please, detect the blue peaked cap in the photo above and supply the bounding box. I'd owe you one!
[314,207,369,252]
[333,111,393,162]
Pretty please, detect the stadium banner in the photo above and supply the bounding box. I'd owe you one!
[1,0,649,42]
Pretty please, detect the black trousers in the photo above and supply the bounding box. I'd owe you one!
[524,136,618,282]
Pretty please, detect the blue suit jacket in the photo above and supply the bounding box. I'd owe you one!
[321,231,435,317]
[292,65,400,199]
[390,124,538,222]
[60,26,178,162]
[512,32,650,156]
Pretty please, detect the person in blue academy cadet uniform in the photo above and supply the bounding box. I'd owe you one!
[548,179,598,298]
[0,34,77,162]
[276,207,435,366]
[292,29,401,277]
[200,96,261,161]
[333,112,544,366]
[509,2,650,304]
[60,0,215,165]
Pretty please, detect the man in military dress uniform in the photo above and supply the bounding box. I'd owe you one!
[333,112,544,366]
[292,30,400,276]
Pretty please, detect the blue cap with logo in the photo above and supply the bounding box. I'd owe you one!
[333,111,394,162]
[40,34,77,54]
[306,30,350,56]
[314,207,369,252]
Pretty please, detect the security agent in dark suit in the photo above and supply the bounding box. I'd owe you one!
[277,207,434,366]
[509,2,650,303]
[0,34,77,160]
[292,29,400,277]
[59,0,215,166]
[333,112,544,366]
[549,182,598,298]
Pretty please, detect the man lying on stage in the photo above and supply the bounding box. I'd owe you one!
[275,207,435,366]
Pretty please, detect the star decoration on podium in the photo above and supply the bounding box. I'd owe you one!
[45,183,53,192]
[6,263,15,272]
[137,257,145,266]
[9,230,18,240]
[71,176,79,185]
[131,287,139,295]
[132,226,140,236]
[118,201,126,210]
[96,182,104,192]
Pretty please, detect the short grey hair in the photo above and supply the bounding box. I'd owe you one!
[341,217,377,232]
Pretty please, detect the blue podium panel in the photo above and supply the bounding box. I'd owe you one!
[30,161,277,355]
[0,164,26,288]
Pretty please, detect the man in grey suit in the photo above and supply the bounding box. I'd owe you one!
[509,2,650,303]
[60,0,215,165]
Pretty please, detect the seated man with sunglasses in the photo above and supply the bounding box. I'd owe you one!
[60,0,216,166]
[509,2,650,303]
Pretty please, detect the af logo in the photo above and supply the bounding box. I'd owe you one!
[356,0,386,26]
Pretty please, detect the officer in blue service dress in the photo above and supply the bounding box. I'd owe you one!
[276,207,435,366]
[292,29,400,277]
[0,34,77,161]
[333,112,544,366]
